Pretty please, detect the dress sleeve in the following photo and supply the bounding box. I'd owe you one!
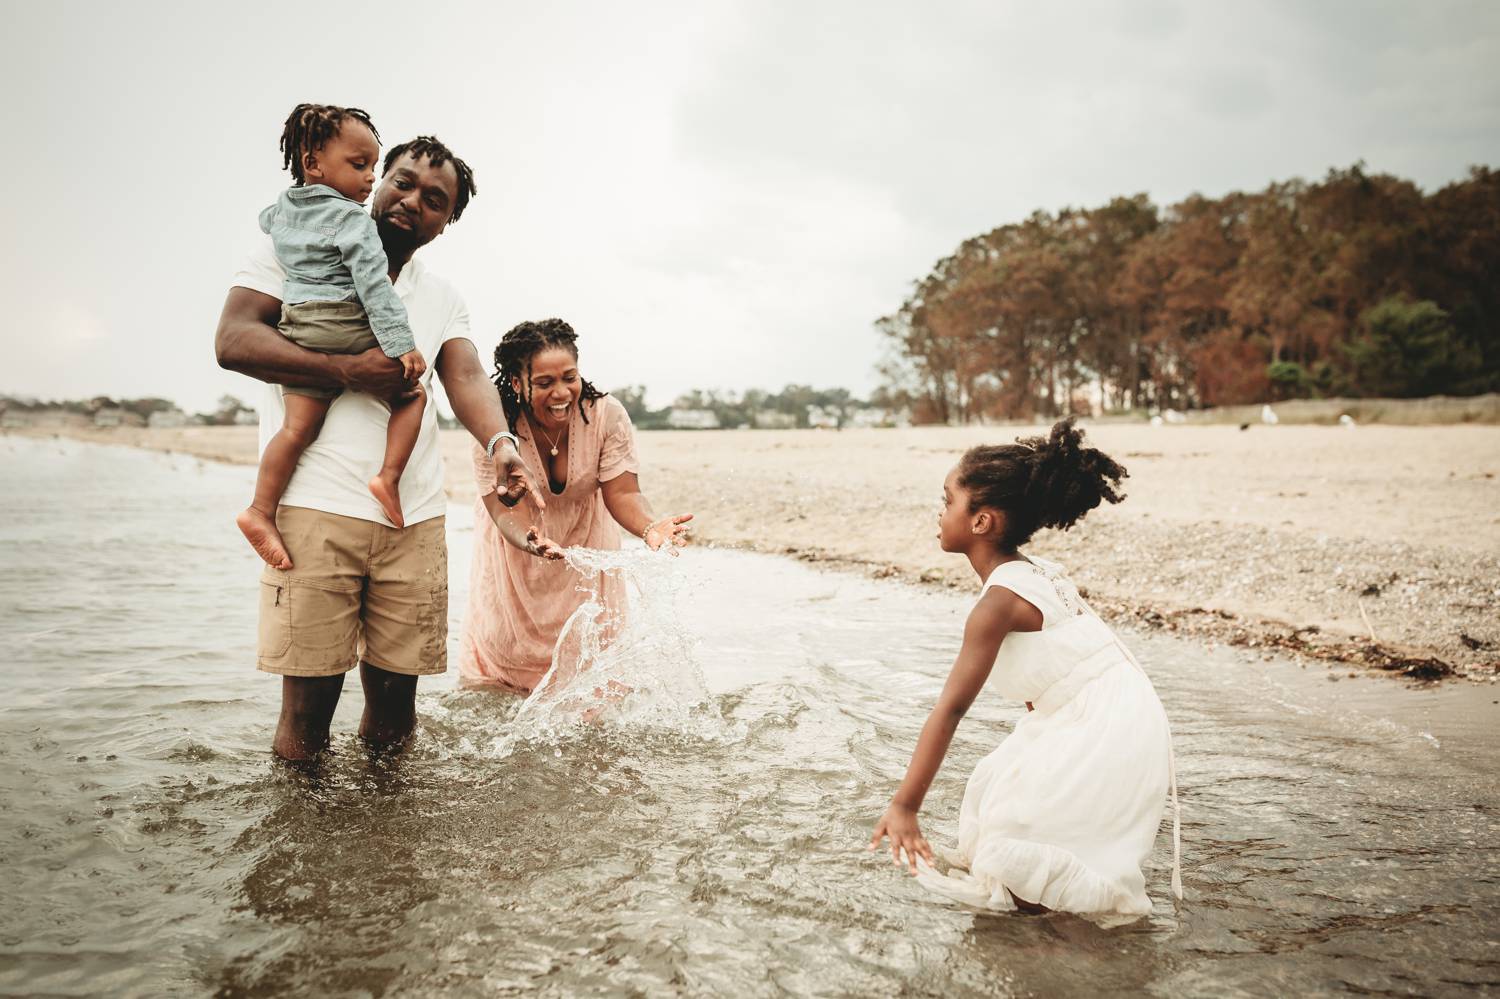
[471,440,497,497]
[597,397,640,482]
[982,567,1059,628]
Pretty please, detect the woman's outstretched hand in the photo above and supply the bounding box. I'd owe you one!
[869,802,933,875]
[524,526,565,560]
[644,513,693,552]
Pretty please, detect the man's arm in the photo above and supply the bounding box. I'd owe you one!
[213,286,409,396]
[435,337,542,507]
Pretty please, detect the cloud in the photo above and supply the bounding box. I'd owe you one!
[1,0,1497,413]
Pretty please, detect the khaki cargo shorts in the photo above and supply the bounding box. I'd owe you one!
[257,506,448,677]
[278,300,379,400]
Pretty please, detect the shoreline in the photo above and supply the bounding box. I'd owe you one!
[15,423,1499,683]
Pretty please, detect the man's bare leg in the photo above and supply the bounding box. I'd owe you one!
[358,661,418,749]
[273,673,345,761]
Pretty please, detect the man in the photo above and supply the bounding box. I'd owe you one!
[215,135,537,761]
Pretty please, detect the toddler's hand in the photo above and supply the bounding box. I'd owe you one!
[399,349,427,381]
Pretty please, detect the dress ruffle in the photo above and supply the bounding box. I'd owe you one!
[917,836,1150,919]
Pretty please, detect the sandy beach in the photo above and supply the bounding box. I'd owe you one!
[18,421,1500,678]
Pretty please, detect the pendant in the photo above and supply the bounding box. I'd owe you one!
[550,447,559,457]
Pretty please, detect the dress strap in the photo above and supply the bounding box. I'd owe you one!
[982,562,1067,627]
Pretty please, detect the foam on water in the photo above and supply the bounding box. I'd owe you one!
[486,544,739,757]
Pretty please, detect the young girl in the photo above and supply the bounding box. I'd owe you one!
[236,103,427,570]
[869,419,1180,919]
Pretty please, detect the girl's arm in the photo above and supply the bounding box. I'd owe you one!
[480,492,564,560]
[869,586,1033,873]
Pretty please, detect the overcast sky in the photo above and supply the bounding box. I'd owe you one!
[4,0,1498,414]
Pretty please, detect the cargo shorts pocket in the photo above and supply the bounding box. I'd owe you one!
[258,578,292,659]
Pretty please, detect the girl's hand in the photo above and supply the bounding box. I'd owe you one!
[399,349,427,381]
[869,802,933,874]
[644,513,693,552]
[524,526,565,560]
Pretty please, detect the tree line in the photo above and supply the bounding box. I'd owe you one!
[876,164,1500,423]
[613,385,875,429]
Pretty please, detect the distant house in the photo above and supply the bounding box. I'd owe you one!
[666,408,720,430]
[148,409,188,429]
[862,407,911,428]
[752,409,797,430]
[806,405,841,429]
[94,407,123,428]
[1,411,28,429]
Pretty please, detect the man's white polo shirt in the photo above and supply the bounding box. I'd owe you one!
[233,235,471,527]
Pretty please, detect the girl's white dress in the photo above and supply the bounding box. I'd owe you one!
[917,557,1181,919]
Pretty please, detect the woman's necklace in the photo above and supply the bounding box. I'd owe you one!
[535,420,565,457]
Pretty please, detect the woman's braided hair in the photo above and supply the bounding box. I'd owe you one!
[279,103,379,185]
[958,418,1127,551]
[491,319,607,435]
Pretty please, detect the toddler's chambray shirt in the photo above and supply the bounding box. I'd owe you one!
[258,184,416,358]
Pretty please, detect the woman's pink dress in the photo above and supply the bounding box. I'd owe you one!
[459,395,639,693]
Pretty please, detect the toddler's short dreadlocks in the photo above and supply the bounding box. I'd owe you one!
[279,103,379,185]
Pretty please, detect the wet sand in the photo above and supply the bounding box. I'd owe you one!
[16,421,1500,677]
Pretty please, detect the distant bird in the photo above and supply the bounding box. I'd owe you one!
[1261,404,1279,425]
[1339,414,1357,429]
[1239,422,1251,431]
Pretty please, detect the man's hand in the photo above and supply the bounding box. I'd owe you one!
[493,440,544,510]
[341,347,414,398]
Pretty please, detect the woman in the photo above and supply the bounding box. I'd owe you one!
[459,318,692,693]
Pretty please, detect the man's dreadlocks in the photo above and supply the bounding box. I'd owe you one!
[279,103,379,186]
[492,319,607,435]
[382,136,478,223]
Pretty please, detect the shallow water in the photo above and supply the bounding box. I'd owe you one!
[1,436,1497,997]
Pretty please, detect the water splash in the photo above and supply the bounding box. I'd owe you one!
[487,545,737,756]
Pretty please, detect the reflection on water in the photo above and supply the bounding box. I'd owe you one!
[1,436,1497,996]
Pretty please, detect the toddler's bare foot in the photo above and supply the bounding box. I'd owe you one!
[236,508,292,569]
[368,474,404,528]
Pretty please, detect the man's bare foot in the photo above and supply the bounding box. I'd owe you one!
[368,474,404,528]
[237,508,292,569]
